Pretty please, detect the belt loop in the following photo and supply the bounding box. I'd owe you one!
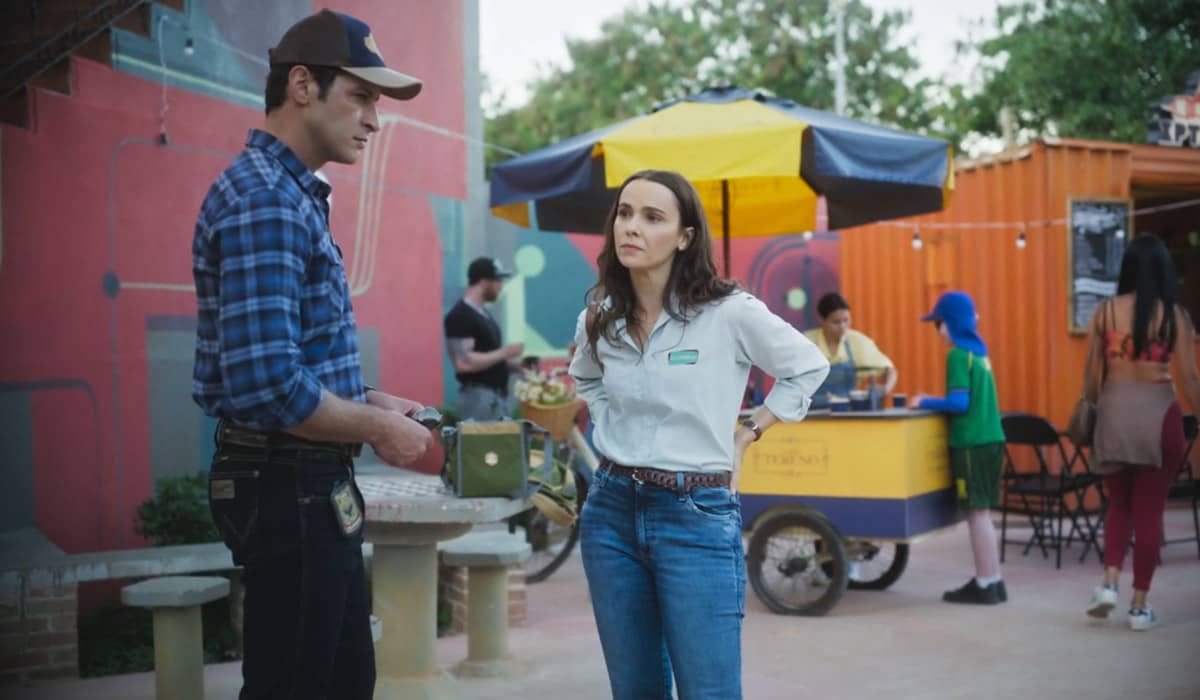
[675,471,686,500]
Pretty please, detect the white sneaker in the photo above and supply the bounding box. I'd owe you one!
[1086,585,1118,618]
[1128,606,1158,631]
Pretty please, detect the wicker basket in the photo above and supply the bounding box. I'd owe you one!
[521,399,581,442]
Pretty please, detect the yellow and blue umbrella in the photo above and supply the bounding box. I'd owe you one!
[490,86,953,273]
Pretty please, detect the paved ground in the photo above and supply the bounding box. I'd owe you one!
[11,508,1200,699]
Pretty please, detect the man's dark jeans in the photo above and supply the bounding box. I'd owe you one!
[208,446,375,699]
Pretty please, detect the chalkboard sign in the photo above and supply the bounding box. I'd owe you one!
[1068,198,1131,334]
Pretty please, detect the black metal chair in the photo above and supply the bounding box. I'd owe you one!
[1000,413,1104,568]
[1163,414,1199,559]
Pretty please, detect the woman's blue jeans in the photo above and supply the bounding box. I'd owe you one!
[580,466,745,700]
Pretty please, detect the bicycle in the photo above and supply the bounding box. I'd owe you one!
[515,423,598,583]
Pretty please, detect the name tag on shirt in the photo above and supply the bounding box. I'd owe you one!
[667,349,700,366]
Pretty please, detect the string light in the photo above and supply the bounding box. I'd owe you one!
[872,197,1200,232]
[802,230,814,241]
[911,229,923,250]
[183,37,194,57]
[1016,230,1027,249]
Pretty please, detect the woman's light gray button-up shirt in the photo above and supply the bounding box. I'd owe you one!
[569,292,830,473]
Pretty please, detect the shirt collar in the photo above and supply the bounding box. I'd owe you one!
[246,129,332,201]
[610,293,684,349]
[462,298,489,316]
[811,330,848,361]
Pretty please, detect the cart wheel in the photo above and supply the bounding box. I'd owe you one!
[843,542,909,591]
[746,508,848,616]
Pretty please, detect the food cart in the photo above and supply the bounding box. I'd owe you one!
[739,409,959,615]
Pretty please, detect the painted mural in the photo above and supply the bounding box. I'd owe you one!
[0,0,469,552]
[0,0,840,557]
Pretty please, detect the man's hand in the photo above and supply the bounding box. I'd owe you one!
[503,342,525,359]
[909,394,928,410]
[366,389,424,417]
[370,411,435,467]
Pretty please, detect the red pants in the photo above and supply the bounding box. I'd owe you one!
[1102,402,1185,591]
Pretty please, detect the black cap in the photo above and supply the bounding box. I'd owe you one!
[268,10,422,100]
[468,257,512,285]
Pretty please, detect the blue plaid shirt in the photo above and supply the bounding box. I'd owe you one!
[192,129,365,431]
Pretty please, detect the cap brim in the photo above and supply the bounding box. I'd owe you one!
[920,312,939,322]
[343,66,422,100]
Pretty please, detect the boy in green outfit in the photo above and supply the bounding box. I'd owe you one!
[913,291,1007,604]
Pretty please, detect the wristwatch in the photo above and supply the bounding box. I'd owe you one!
[741,418,762,441]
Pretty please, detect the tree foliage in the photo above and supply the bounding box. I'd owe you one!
[953,0,1200,145]
[484,0,942,168]
[484,0,1200,167]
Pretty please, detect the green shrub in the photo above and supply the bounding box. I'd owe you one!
[134,472,219,545]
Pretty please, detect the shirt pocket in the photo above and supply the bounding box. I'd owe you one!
[653,346,707,403]
[305,234,348,332]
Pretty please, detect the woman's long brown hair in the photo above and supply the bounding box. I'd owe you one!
[586,170,736,363]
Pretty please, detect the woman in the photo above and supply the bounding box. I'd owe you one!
[569,170,829,699]
[805,292,898,408]
[1083,234,1200,630]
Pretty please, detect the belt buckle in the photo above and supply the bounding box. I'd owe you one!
[631,469,644,485]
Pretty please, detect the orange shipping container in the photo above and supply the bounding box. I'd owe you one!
[838,138,1200,428]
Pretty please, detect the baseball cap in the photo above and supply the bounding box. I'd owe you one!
[468,257,513,284]
[269,9,422,101]
[920,290,975,323]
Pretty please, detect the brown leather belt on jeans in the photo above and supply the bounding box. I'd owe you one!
[218,422,362,460]
[600,459,730,493]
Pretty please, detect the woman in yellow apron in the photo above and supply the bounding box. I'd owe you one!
[805,293,898,408]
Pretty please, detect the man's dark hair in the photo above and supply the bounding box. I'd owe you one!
[264,64,340,115]
[817,292,850,319]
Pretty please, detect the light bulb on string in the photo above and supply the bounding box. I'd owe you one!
[802,230,814,241]
[911,229,923,250]
[1016,230,1027,250]
[184,37,195,56]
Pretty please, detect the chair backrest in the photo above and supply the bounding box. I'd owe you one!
[1002,413,1060,447]
[1001,412,1082,478]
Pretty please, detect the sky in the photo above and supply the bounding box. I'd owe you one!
[480,0,1002,112]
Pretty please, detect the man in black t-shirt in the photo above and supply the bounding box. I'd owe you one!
[444,257,524,420]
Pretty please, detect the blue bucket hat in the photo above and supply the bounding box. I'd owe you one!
[921,291,988,357]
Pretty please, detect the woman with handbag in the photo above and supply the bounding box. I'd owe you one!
[1083,234,1200,630]
[568,170,829,699]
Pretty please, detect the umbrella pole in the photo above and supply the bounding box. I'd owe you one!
[721,180,731,278]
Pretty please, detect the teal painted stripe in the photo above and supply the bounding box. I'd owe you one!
[429,196,466,408]
[113,54,262,106]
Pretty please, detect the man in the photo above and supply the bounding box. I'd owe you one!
[192,10,432,698]
[443,257,524,420]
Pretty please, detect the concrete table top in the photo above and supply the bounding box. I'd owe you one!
[357,471,530,525]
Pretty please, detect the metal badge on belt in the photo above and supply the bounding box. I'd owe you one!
[330,481,364,537]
